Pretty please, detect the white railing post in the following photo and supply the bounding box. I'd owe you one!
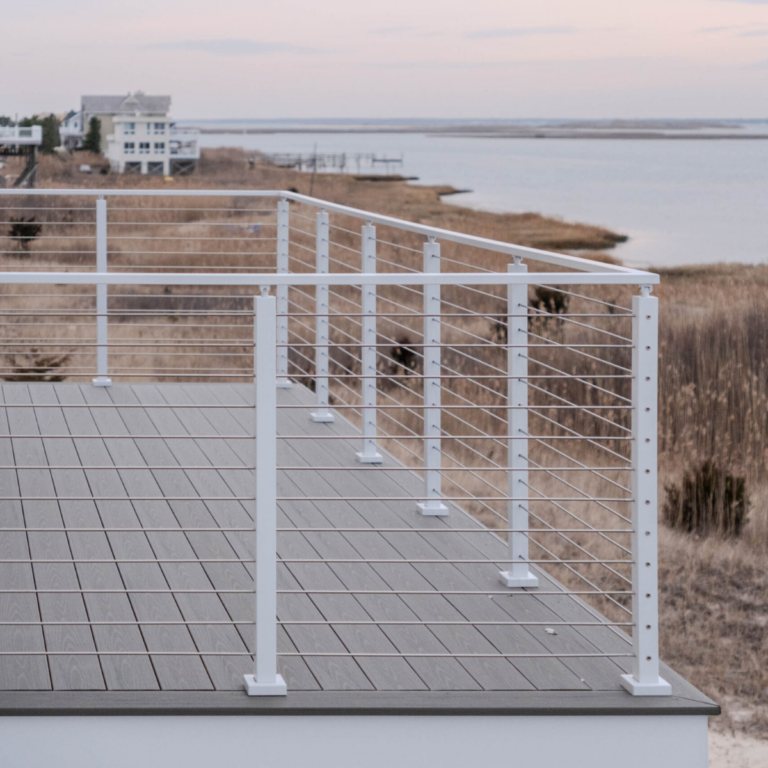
[417,237,447,516]
[245,290,287,696]
[500,259,538,588]
[357,221,382,464]
[311,209,334,423]
[621,287,670,696]
[92,196,111,387]
[276,197,292,389]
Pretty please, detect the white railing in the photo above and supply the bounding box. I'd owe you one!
[0,188,669,699]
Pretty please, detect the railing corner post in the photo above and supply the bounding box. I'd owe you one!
[275,197,292,389]
[92,195,112,388]
[357,221,383,464]
[417,237,447,516]
[500,259,538,588]
[310,209,334,423]
[244,290,287,697]
[620,289,670,696]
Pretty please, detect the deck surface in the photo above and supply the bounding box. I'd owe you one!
[0,382,717,715]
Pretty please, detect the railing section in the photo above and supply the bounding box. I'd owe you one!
[0,189,667,698]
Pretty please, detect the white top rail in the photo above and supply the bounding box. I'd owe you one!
[0,188,654,279]
[0,271,657,286]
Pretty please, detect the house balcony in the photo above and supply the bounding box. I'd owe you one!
[0,188,716,768]
[0,125,42,146]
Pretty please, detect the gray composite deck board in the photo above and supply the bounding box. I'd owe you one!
[275,384,631,691]
[267,385,587,691]
[0,381,714,710]
[78,384,213,691]
[187,384,376,691]
[269,397,532,691]
[0,387,50,691]
[6,384,104,691]
[154,383,321,692]
[213,384,494,691]
[35,384,158,691]
[100,383,247,691]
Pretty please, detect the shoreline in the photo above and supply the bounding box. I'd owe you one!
[197,126,767,140]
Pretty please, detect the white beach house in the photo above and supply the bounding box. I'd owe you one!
[59,92,200,175]
[106,114,200,176]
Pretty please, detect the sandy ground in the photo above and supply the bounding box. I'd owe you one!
[710,731,768,767]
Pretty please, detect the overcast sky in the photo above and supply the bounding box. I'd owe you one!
[3,0,768,118]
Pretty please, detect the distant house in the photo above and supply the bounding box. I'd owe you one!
[59,91,199,175]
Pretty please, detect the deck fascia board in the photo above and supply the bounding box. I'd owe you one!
[0,689,719,717]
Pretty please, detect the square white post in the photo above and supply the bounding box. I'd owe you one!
[92,196,111,387]
[275,198,292,389]
[500,259,538,588]
[357,221,382,464]
[621,288,670,696]
[244,291,287,696]
[311,209,334,423]
[417,237,447,516]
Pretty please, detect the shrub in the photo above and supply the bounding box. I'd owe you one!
[530,286,569,316]
[663,459,749,537]
[8,216,42,253]
[3,351,70,382]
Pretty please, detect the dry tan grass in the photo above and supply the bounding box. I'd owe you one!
[1,148,765,735]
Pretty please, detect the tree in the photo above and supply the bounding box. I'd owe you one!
[19,115,60,153]
[39,113,60,154]
[83,116,101,153]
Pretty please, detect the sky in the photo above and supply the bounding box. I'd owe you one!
[3,0,768,119]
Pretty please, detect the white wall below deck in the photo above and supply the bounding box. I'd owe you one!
[1,714,708,768]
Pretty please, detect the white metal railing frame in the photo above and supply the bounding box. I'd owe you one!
[0,188,668,699]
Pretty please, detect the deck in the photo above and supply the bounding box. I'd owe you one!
[0,382,716,716]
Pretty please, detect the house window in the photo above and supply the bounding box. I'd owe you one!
[154,142,165,153]
[123,142,135,154]
[154,122,165,134]
[139,142,150,154]
[124,122,135,135]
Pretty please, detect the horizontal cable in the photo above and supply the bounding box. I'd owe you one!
[276,652,632,658]
[1,527,253,532]
[0,651,255,656]
[278,589,632,596]
[276,435,632,440]
[275,620,631,626]
[0,558,254,564]
[277,558,630,564]
[276,527,630,534]
[0,620,254,626]
[0,497,254,501]
[276,404,632,410]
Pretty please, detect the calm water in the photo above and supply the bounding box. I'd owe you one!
[189,122,768,268]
